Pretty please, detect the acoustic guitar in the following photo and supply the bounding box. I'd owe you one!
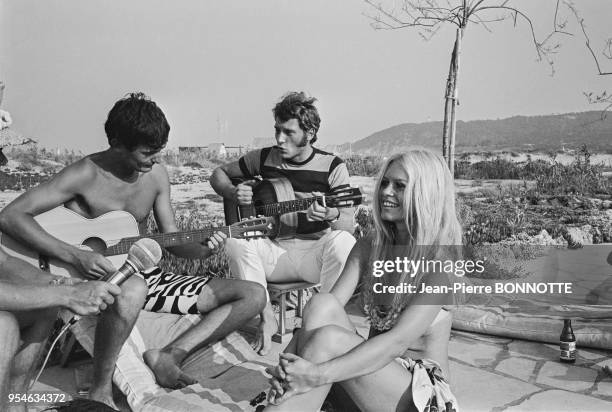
[223,177,363,238]
[0,206,274,277]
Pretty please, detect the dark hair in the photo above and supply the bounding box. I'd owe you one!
[104,92,169,151]
[272,92,321,144]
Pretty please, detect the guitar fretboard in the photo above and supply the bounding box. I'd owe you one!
[255,196,325,216]
[104,226,233,256]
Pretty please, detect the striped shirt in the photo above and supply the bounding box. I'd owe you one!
[238,146,352,239]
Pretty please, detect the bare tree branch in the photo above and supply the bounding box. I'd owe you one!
[361,0,598,171]
[364,0,462,32]
[468,12,505,33]
[584,92,612,119]
[475,6,554,60]
[566,1,612,76]
[604,38,612,60]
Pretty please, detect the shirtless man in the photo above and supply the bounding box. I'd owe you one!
[0,93,265,403]
[0,247,120,412]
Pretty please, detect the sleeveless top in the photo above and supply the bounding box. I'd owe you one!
[359,237,457,333]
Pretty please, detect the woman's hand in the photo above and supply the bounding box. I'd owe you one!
[266,364,287,404]
[268,353,325,404]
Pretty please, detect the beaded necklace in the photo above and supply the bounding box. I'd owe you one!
[362,255,414,332]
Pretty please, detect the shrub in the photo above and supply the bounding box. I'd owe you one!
[345,155,383,177]
[455,157,522,180]
[454,147,611,197]
[532,146,610,196]
[145,210,230,278]
[160,150,240,169]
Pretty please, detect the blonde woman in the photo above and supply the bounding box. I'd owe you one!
[266,149,461,412]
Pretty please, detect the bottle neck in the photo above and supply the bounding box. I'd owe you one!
[561,319,575,340]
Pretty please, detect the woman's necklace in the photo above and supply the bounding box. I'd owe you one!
[363,270,410,331]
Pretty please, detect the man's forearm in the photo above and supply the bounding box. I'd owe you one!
[0,282,69,311]
[0,213,77,266]
[0,254,55,286]
[210,168,237,199]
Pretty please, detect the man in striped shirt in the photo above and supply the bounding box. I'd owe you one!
[211,92,356,355]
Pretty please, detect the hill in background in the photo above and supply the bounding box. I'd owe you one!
[332,111,612,155]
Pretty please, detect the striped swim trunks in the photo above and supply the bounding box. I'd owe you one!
[142,267,211,315]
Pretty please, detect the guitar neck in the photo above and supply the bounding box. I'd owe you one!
[104,226,231,256]
[255,196,324,216]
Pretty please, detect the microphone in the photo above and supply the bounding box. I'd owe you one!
[101,238,163,285]
[69,238,162,324]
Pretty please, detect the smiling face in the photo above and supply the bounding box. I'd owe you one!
[274,118,312,162]
[379,160,408,223]
[120,144,163,173]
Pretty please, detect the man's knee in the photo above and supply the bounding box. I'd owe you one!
[244,281,267,312]
[328,231,356,257]
[224,238,247,259]
[117,275,147,308]
[203,279,266,310]
[0,311,20,349]
[228,280,267,314]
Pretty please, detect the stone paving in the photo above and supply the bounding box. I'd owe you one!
[29,308,612,412]
[449,331,612,411]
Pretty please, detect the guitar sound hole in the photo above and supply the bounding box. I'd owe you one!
[82,237,108,254]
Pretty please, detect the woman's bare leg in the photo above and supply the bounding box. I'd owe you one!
[265,293,356,412]
[265,293,417,412]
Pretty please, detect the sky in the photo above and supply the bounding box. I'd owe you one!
[1,0,611,152]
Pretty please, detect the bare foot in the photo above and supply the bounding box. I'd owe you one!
[88,387,118,411]
[252,306,278,356]
[143,348,197,389]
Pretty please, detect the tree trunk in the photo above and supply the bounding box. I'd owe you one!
[442,35,460,171]
[441,46,455,166]
[448,27,463,178]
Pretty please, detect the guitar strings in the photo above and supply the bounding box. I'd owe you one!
[92,221,270,255]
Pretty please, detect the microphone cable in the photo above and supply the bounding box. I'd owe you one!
[27,238,162,391]
[29,319,75,390]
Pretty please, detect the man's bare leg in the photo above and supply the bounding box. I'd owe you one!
[252,302,279,356]
[143,279,266,389]
[224,238,284,356]
[0,311,20,412]
[89,276,147,408]
[7,309,57,412]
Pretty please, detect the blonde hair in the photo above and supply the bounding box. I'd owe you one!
[371,148,462,285]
